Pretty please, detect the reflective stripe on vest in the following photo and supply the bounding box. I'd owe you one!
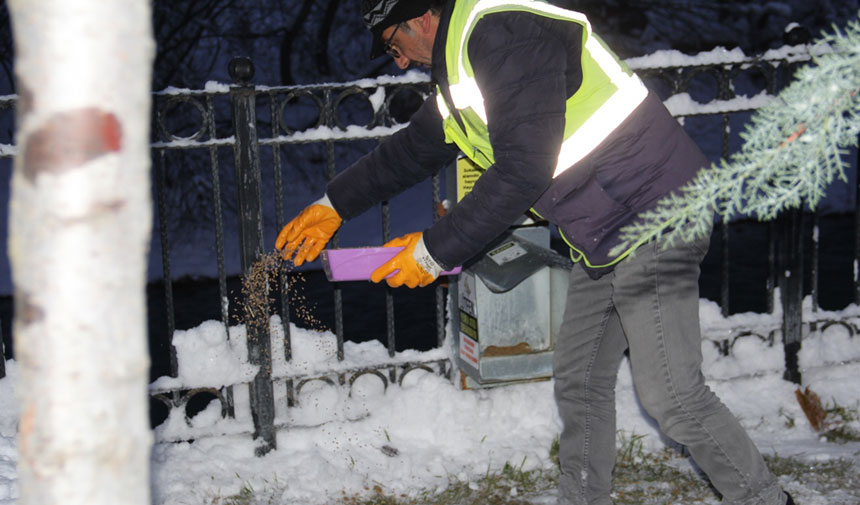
[436,0,648,178]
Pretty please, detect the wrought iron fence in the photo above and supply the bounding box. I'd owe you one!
[147,58,449,453]
[1,48,859,452]
[1,93,15,381]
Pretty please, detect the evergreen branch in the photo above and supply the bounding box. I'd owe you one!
[611,14,860,256]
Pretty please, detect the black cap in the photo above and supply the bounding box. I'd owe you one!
[362,0,433,59]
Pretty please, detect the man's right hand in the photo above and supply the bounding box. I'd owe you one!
[276,198,342,266]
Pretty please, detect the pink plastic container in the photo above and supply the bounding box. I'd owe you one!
[321,247,461,282]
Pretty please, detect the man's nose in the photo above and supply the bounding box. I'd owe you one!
[393,54,410,69]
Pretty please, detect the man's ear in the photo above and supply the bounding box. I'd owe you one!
[414,10,434,35]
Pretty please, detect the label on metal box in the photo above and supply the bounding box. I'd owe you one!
[458,273,480,368]
[487,241,528,266]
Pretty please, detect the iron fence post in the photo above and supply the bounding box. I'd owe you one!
[0,318,5,379]
[153,152,179,377]
[719,113,730,317]
[855,130,860,305]
[780,30,810,385]
[780,208,803,384]
[229,56,276,455]
[767,220,777,314]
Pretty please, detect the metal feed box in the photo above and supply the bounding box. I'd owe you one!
[454,227,571,388]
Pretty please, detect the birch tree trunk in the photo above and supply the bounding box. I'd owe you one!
[6,2,155,505]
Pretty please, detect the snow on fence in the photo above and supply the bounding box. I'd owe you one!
[1,44,859,452]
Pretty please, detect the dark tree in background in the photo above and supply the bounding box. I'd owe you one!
[0,6,10,91]
[553,0,860,57]
[0,0,858,92]
[149,0,397,89]
[151,1,234,89]
[0,0,393,93]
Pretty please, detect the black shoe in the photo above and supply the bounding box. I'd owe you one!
[785,492,796,505]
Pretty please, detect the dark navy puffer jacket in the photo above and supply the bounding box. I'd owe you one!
[327,1,707,279]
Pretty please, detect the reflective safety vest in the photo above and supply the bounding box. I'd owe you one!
[435,0,649,178]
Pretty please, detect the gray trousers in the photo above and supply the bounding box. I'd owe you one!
[554,235,785,505]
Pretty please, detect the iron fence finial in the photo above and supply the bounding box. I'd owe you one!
[229,56,255,85]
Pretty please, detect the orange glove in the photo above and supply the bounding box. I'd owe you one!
[371,232,443,288]
[276,197,342,266]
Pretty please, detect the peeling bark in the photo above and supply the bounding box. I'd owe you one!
[13,291,43,326]
[23,108,122,181]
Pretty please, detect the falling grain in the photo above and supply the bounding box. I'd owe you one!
[238,251,330,333]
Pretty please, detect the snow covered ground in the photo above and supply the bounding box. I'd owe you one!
[1,297,858,505]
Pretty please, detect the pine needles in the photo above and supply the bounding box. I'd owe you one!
[612,13,860,255]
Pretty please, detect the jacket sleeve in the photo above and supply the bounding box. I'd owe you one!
[326,96,460,220]
[424,12,578,269]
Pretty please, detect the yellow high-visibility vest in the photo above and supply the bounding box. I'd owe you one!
[436,0,648,178]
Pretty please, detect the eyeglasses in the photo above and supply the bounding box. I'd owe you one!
[384,23,402,58]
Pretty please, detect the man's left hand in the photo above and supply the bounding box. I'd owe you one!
[371,232,443,288]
